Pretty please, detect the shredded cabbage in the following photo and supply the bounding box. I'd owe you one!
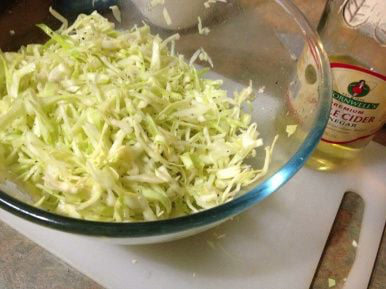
[162,7,172,26]
[286,125,297,137]
[0,11,275,222]
[198,17,210,36]
[204,0,228,8]
[109,5,122,24]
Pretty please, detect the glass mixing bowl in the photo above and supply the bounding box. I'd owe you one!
[0,0,331,244]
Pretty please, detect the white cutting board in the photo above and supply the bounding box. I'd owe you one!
[0,142,385,289]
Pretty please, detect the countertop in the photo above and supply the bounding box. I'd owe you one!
[0,0,385,289]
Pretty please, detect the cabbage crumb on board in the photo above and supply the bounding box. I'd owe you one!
[0,10,275,222]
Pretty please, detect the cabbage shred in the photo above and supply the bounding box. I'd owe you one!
[0,12,271,221]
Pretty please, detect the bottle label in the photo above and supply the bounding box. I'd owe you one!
[343,0,386,45]
[322,63,386,144]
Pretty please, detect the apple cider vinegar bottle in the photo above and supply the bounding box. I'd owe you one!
[307,0,386,170]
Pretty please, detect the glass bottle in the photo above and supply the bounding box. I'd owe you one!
[307,0,386,170]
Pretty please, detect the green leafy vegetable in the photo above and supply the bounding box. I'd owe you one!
[0,10,274,222]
